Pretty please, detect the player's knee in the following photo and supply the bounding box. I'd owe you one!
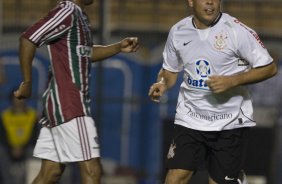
[81,159,102,178]
[32,161,65,184]
[165,169,193,184]
[220,178,245,184]
[38,167,64,183]
[165,176,189,184]
[48,172,63,183]
[226,180,246,184]
[88,164,102,177]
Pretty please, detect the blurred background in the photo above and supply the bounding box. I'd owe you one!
[0,0,281,184]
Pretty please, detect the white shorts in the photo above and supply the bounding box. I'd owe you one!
[33,116,100,163]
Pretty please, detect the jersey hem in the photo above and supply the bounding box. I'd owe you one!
[174,121,256,132]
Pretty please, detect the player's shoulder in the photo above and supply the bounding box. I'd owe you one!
[45,0,77,19]
[54,0,77,12]
[170,16,193,32]
[220,13,253,32]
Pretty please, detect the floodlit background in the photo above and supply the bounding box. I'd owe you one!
[0,0,282,184]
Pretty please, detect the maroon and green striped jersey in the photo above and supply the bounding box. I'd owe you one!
[22,1,93,127]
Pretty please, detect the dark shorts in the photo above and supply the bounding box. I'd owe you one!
[165,124,250,183]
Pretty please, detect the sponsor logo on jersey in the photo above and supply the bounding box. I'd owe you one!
[186,60,210,90]
[185,105,233,121]
[77,45,92,57]
[214,32,228,50]
[196,60,211,77]
[167,142,176,159]
[187,75,208,89]
[94,136,99,145]
[189,110,233,121]
[92,136,100,149]
[234,19,265,48]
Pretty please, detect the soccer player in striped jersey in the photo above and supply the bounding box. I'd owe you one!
[14,0,139,183]
[149,0,277,184]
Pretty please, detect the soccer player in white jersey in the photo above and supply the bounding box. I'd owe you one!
[149,0,277,184]
[14,0,139,183]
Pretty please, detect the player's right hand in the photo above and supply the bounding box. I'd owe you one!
[148,82,167,103]
[14,81,32,99]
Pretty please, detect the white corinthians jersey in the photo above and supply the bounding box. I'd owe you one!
[163,13,273,131]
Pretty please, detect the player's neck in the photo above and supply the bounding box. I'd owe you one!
[71,0,85,10]
[192,12,222,29]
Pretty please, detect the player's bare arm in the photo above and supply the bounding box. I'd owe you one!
[14,37,37,99]
[91,37,139,62]
[148,69,178,103]
[206,62,277,93]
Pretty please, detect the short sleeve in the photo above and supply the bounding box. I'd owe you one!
[236,22,273,68]
[21,2,74,47]
[162,27,183,72]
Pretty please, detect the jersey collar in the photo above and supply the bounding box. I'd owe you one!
[192,12,222,29]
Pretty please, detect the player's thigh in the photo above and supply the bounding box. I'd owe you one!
[52,116,100,162]
[34,117,100,163]
[165,169,194,184]
[208,127,250,183]
[166,125,207,171]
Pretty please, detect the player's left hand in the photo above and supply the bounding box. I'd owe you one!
[206,75,236,93]
[14,81,32,99]
[120,37,139,53]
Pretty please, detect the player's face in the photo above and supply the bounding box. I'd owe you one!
[188,0,221,29]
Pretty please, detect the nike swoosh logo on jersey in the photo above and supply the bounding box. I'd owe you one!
[183,40,192,46]
[225,176,235,181]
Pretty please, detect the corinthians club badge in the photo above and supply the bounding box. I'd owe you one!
[214,32,228,50]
